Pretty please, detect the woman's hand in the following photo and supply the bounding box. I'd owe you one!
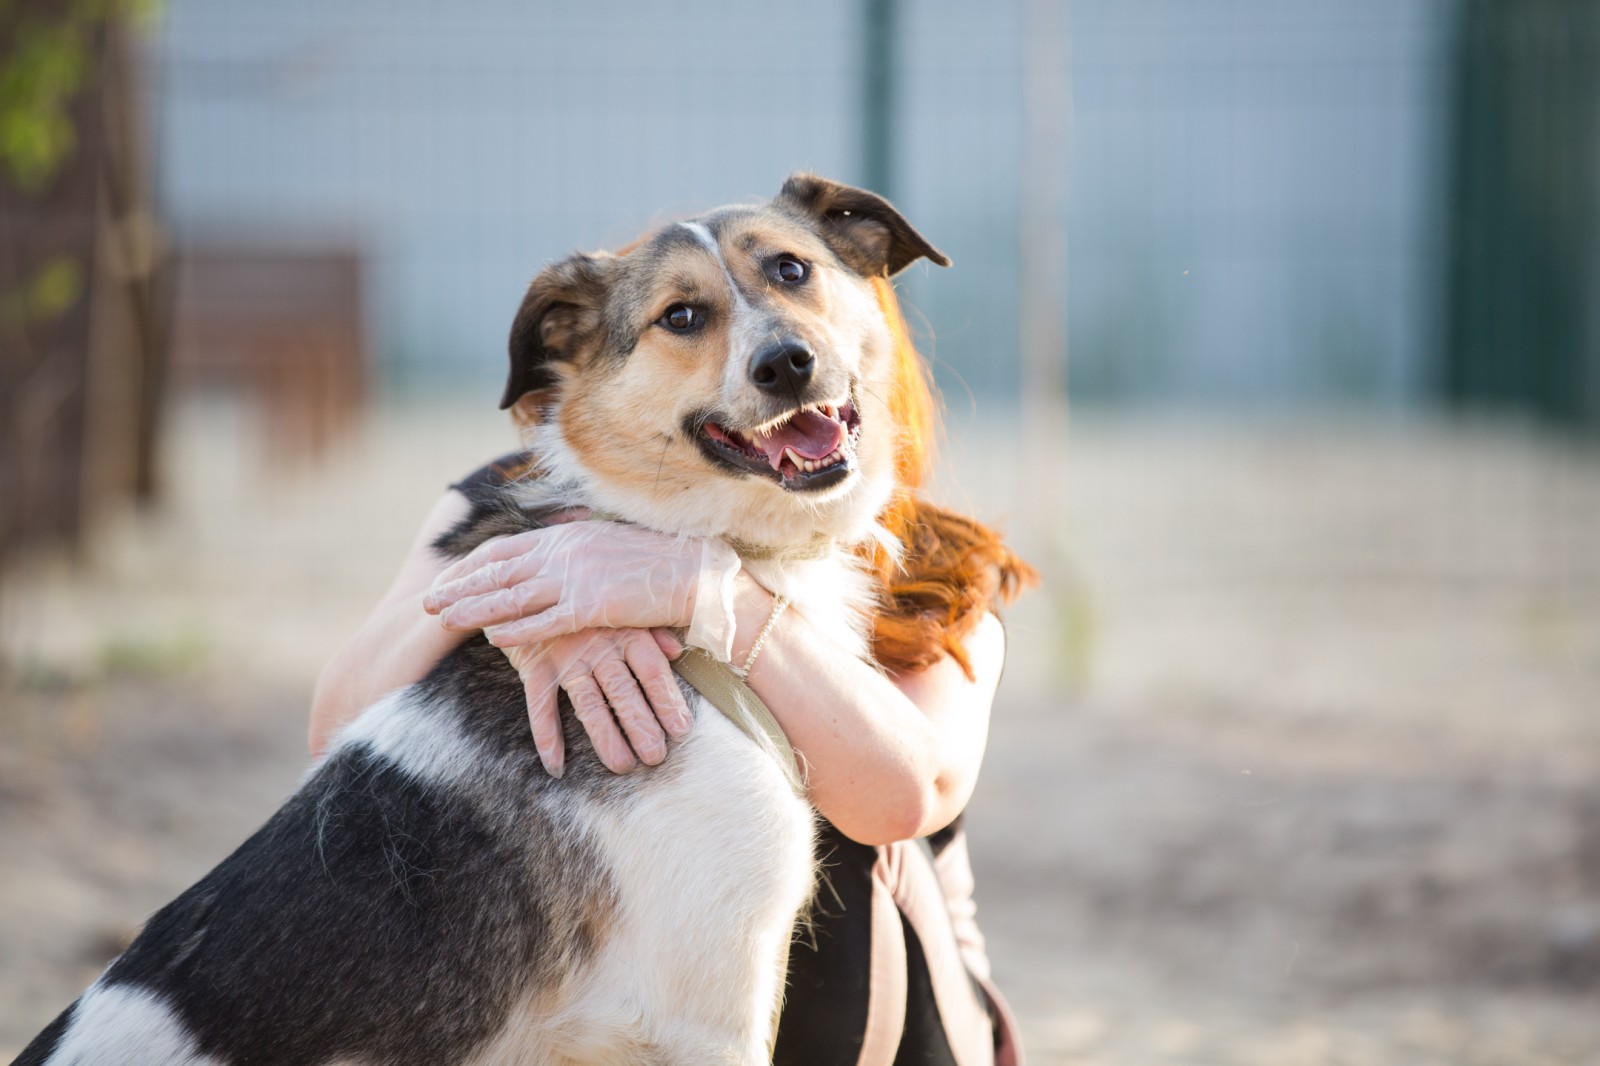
[422,521,741,658]
[312,498,705,775]
[502,626,691,779]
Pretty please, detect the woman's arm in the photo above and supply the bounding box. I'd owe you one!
[309,491,475,756]
[726,574,1004,847]
[309,493,691,768]
[427,521,1008,845]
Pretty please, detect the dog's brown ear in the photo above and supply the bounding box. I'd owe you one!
[501,253,613,410]
[777,173,951,278]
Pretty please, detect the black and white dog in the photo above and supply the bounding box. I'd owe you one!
[15,174,948,1066]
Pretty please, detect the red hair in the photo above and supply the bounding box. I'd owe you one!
[859,278,1036,678]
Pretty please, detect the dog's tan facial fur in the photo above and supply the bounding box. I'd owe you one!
[504,175,946,549]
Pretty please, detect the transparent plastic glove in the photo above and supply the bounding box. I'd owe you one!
[423,521,742,661]
[503,627,690,778]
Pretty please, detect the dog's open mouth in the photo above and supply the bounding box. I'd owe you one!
[696,396,862,492]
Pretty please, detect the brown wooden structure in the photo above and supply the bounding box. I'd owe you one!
[169,245,366,465]
[0,8,167,570]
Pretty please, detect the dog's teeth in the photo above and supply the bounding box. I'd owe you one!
[784,447,804,469]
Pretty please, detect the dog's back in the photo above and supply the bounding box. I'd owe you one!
[19,597,813,1066]
[17,172,952,1065]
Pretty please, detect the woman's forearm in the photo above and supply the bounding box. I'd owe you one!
[728,573,1004,846]
[334,492,1004,837]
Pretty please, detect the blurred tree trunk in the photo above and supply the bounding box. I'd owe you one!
[0,1,166,574]
[1442,0,1600,428]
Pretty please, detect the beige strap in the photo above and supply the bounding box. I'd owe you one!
[857,847,911,1066]
[670,645,805,1056]
[670,646,805,799]
[927,826,1026,1062]
[855,841,1001,1066]
[885,840,997,1066]
[931,829,990,982]
[582,508,833,563]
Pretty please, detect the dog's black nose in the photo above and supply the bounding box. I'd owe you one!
[749,338,816,394]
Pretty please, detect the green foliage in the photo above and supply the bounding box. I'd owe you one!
[0,12,90,191]
[0,0,159,191]
[6,623,211,694]
[0,0,157,327]
[0,253,82,325]
[97,624,211,678]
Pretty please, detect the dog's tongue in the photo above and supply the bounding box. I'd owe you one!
[757,409,845,468]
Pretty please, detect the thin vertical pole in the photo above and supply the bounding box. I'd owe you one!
[1020,0,1092,685]
[862,0,896,197]
[1019,0,1071,528]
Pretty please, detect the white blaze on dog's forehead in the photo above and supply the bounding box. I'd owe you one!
[47,985,224,1065]
[679,220,754,318]
[679,221,765,395]
[679,222,735,284]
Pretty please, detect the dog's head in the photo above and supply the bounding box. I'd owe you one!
[502,174,948,548]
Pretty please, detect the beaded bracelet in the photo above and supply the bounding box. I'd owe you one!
[736,596,790,678]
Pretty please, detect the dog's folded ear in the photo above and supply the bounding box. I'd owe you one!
[502,253,614,410]
[778,173,951,278]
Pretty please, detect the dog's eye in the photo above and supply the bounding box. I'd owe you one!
[769,256,807,285]
[658,304,701,332]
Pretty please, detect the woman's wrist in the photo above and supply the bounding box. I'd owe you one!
[735,597,789,678]
[726,571,778,676]
[683,538,743,661]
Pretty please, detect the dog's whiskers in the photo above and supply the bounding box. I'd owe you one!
[652,436,671,496]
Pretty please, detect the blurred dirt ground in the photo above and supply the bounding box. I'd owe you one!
[3,399,1599,1064]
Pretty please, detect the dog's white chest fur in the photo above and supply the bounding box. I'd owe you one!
[471,702,815,1064]
[327,643,819,1065]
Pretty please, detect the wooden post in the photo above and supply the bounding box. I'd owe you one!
[0,2,165,577]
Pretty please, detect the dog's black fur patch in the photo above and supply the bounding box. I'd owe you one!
[95,743,609,1066]
[14,490,665,1065]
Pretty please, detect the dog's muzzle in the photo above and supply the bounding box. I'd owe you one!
[693,391,862,492]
